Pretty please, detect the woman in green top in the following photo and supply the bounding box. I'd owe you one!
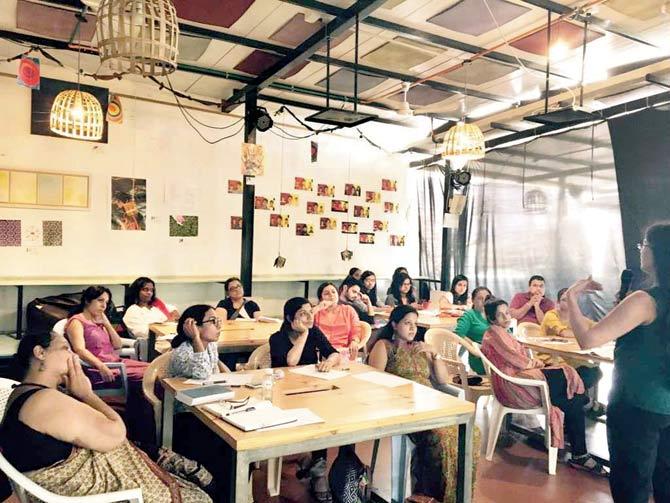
[565,222,670,503]
[453,286,491,375]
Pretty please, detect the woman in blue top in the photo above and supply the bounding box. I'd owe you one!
[566,222,670,503]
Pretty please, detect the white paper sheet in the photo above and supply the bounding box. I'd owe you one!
[352,371,412,388]
[289,365,349,381]
[184,372,256,386]
[263,408,324,430]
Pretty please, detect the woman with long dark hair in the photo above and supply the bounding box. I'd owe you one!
[123,277,179,339]
[565,222,670,501]
[360,270,383,308]
[384,272,417,307]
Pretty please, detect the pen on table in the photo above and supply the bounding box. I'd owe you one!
[226,406,256,416]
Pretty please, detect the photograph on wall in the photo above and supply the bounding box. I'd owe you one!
[228,180,242,194]
[111,177,146,231]
[306,201,324,215]
[317,184,335,197]
[169,215,199,237]
[353,205,370,218]
[384,202,399,214]
[296,223,314,236]
[254,196,275,211]
[382,179,398,191]
[280,192,299,207]
[331,199,349,213]
[31,77,109,143]
[0,219,21,246]
[270,213,290,228]
[241,143,265,176]
[359,232,375,244]
[320,217,337,230]
[231,216,243,230]
[295,177,314,191]
[390,234,406,246]
[42,220,62,246]
[373,220,388,232]
[365,191,381,203]
[341,221,358,234]
[344,183,361,197]
[311,141,318,163]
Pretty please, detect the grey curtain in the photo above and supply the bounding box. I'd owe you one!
[416,164,446,282]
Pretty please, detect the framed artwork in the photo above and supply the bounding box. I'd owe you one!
[0,169,89,209]
[111,177,146,231]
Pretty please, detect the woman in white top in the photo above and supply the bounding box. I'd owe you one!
[123,277,179,339]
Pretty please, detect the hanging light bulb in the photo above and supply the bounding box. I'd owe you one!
[50,89,104,140]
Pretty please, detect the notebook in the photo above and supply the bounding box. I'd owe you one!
[176,384,235,406]
[221,405,300,431]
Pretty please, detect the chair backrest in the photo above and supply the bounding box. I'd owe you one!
[246,343,271,370]
[517,322,542,339]
[142,351,172,409]
[0,377,20,420]
[424,328,459,360]
[51,318,67,337]
[357,321,372,349]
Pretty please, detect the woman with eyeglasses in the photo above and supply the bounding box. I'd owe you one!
[216,277,261,320]
[385,272,418,307]
[565,222,670,502]
[270,297,340,503]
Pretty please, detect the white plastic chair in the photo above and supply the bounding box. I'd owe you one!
[141,351,172,444]
[517,322,542,339]
[0,378,144,502]
[245,343,271,370]
[468,342,558,475]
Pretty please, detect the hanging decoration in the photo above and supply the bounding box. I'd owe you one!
[17,56,40,89]
[241,143,265,176]
[106,93,124,123]
[97,0,179,77]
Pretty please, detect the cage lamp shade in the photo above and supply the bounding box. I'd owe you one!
[97,0,179,76]
[442,121,485,162]
[49,89,104,141]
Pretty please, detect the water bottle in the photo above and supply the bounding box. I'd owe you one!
[339,348,351,370]
[261,368,274,401]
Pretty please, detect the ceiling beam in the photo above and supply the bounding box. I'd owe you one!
[278,0,573,81]
[223,0,388,111]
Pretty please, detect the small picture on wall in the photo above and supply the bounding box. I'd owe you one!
[296,223,314,236]
[311,141,318,163]
[359,232,375,244]
[341,221,358,234]
[317,184,335,197]
[228,180,242,194]
[280,193,299,207]
[295,177,314,191]
[384,202,399,214]
[0,219,21,246]
[231,216,243,230]
[111,177,146,231]
[382,179,398,191]
[331,199,349,213]
[373,220,388,232]
[254,196,275,211]
[390,234,406,246]
[241,143,265,176]
[169,215,199,237]
[306,201,324,215]
[270,213,290,228]
[320,217,337,230]
[42,220,62,246]
[366,191,381,203]
[353,205,370,218]
[344,183,361,197]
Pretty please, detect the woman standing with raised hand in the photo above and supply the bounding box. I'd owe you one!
[565,222,670,502]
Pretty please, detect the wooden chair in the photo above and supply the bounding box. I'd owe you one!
[142,350,172,444]
[246,343,271,370]
[0,378,144,503]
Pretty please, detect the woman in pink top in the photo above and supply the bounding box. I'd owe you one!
[66,285,151,441]
[480,297,607,476]
[312,282,362,357]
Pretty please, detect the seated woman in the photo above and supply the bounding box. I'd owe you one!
[123,276,179,339]
[339,278,375,325]
[342,267,362,285]
[270,297,340,503]
[438,275,471,311]
[66,285,151,442]
[360,270,384,308]
[453,286,492,375]
[541,288,604,416]
[480,297,607,476]
[216,277,261,320]
[385,272,418,307]
[0,331,210,502]
[369,305,480,503]
[313,282,363,358]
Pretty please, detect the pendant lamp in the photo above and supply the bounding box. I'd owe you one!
[50,89,104,140]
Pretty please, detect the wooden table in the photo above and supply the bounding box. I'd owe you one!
[518,336,614,365]
[161,362,476,503]
[375,310,459,330]
[148,320,281,361]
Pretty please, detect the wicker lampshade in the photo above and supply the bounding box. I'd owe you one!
[50,89,104,141]
[442,121,485,162]
[97,0,179,76]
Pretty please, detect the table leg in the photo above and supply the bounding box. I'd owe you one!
[391,435,409,503]
[234,451,250,503]
[161,389,174,449]
[456,416,474,503]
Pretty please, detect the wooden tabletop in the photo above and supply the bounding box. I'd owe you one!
[519,336,614,364]
[374,310,459,330]
[150,320,281,355]
[162,362,475,452]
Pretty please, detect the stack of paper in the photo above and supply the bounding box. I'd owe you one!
[289,365,349,381]
[184,372,255,386]
[204,399,324,431]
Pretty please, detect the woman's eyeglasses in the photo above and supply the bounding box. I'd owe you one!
[199,317,222,327]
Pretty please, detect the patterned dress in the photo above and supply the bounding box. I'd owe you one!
[382,341,480,503]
